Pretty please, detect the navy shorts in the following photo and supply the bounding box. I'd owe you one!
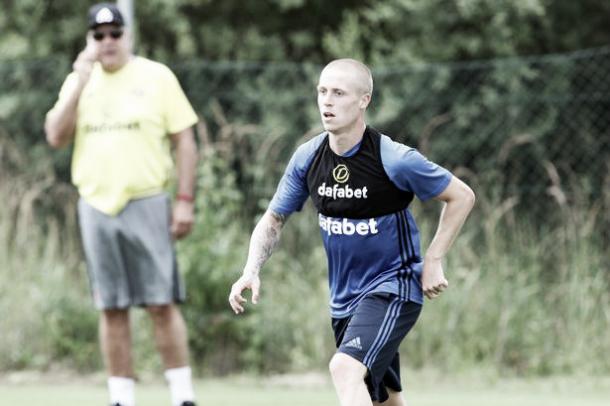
[332,292,422,403]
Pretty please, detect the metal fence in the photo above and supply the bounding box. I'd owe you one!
[1,46,608,236]
[176,47,609,238]
[1,45,608,374]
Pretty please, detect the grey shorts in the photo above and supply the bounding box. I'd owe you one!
[78,194,185,310]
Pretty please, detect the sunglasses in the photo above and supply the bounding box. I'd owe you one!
[92,29,124,41]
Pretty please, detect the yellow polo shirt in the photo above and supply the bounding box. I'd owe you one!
[51,57,198,215]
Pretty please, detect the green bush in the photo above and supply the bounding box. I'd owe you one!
[1,49,608,374]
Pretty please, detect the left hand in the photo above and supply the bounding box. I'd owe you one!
[421,257,449,300]
[171,199,195,239]
[228,270,261,314]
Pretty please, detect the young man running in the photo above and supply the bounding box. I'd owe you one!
[229,58,475,406]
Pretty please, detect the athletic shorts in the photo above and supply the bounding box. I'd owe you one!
[332,292,422,403]
[77,194,185,310]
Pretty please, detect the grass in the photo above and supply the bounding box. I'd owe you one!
[1,136,608,375]
[1,371,610,406]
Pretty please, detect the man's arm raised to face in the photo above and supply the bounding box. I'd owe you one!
[228,209,289,314]
[45,35,99,148]
[422,176,475,299]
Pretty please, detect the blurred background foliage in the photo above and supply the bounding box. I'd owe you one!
[0,0,609,376]
[2,0,610,62]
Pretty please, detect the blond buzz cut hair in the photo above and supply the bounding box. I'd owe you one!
[324,58,374,96]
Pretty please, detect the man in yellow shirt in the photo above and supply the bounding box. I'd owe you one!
[45,4,198,406]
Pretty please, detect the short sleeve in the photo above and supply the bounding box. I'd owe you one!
[268,133,327,215]
[46,73,79,117]
[380,135,452,201]
[160,66,198,134]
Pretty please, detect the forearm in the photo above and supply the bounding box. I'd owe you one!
[173,129,198,198]
[44,83,85,148]
[426,182,475,260]
[243,210,287,276]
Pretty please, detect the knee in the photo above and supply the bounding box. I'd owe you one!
[329,353,365,385]
[102,308,129,325]
[145,304,173,322]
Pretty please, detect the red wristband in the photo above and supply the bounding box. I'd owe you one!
[176,193,194,202]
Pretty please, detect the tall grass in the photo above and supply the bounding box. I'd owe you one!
[1,126,608,376]
[406,170,610,376]
[0,137,164,373]
[0,136,91,370]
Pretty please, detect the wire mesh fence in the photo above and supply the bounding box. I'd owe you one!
[1,47,609,374]
[1,46,608,237]
[174,47,609,237]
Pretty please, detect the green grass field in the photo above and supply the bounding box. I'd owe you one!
[1,372,609,406]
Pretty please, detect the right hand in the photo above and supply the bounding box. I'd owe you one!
[73,34,99,86]
[228,271,260,314]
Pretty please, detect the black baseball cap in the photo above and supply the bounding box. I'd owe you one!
[88,3,125,29]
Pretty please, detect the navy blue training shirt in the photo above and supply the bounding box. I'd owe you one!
[269,126,452,318]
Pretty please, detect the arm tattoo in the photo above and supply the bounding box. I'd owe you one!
[245,210,288,275]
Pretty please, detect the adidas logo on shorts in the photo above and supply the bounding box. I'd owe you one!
[344,336,363,350]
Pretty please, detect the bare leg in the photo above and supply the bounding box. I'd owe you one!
[373,389,406,406]
[145,304,189,368]
[99,309,134,377]
[329,353,373,406]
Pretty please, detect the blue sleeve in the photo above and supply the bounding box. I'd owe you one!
[380,134,452,201]
[268,133,327,215]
